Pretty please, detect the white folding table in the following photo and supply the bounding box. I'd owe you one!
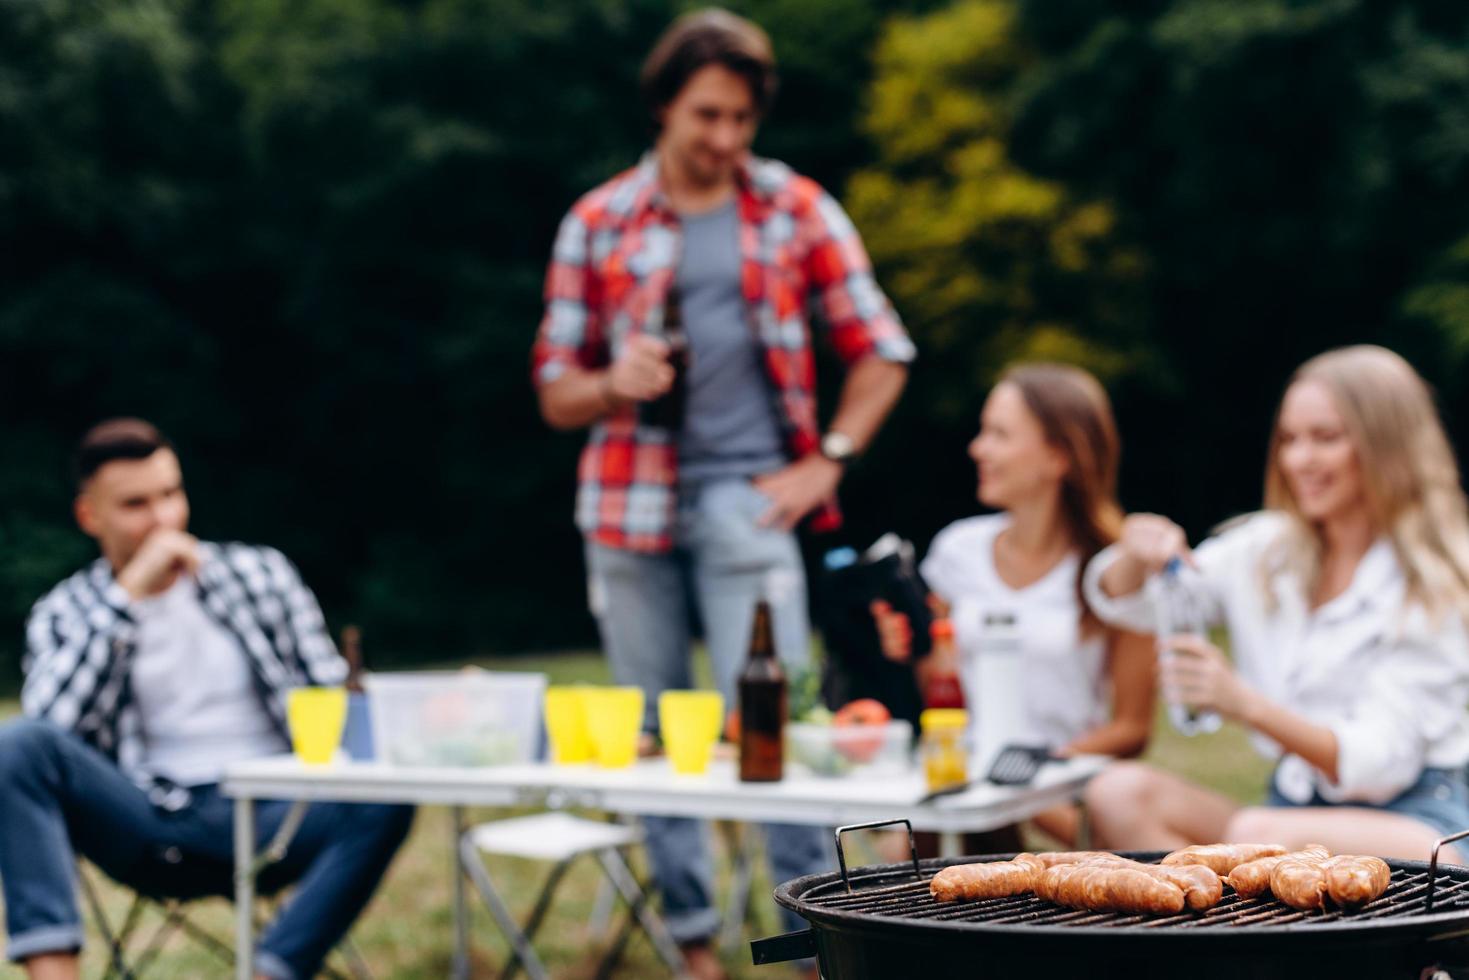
[222,754,1106,979]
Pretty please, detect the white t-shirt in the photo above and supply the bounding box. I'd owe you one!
[1084,511,1469,805]
[919,514,1109,751]
[130,578,288,786]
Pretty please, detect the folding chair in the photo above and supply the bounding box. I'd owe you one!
[583,819,765,955]
[457,812,690,980]
[78,861,372,980]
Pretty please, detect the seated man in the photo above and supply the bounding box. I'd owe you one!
[0,419,413,980]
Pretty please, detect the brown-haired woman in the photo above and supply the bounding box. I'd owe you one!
[873,362,1156,845]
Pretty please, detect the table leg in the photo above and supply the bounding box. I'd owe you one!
[939,831,961,858]
[234,795,256,980]
[452,805,470,980]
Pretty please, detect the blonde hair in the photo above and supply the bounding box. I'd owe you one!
[1262,345,1469,622]
[1002,363,1124,635]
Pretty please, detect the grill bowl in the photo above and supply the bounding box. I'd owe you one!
[762,852,1469,979]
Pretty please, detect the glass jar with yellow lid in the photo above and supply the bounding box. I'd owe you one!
[919,708,969,793]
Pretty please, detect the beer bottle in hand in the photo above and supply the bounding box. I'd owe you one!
[639,285,689,431]
[739,600,786,782]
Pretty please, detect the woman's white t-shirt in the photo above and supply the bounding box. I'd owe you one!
[919,514,1109,752]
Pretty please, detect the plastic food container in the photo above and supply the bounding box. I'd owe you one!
[785,720,913,778]
[365,670,547,768]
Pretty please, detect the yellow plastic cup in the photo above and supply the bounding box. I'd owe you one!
[583,686,644,769]
[658,690,724,775]
[286,687,348,766]
[544,686,594,764]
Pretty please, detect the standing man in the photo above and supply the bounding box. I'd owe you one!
[0,419,413,980]
[532,9,913,977]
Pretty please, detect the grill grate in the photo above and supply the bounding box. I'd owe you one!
[801,864,1469,931]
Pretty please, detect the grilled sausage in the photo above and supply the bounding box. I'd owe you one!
[1142,861,1225,911]
[929,853,1047,902]
[1047,853,1222,912]
[1270,854,1331,910]
[1035,863,1187,915]
[1033,851,1123,868]
[1225,845,1331,899]
[1324,855,1390,909]
[1161,843,1287,877]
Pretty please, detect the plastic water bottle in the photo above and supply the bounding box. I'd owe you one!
[1153,557,1222,736]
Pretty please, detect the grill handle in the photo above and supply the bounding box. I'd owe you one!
[834,818,921,894]
[1426,827,1469,912]
[750,928,816,965]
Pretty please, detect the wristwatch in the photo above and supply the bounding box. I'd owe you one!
[819,431,858,466]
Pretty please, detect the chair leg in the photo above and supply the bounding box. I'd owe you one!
[78,864,136,980]
[719,821,760,952]
[586,814,637,938]
[593,899,640,980]
[587,872,617,938]
[128,902,190,976]
[457,834,553,980]
[335,936,376,980]
[79,865,370,980]
[172,907,239,964]
[594,847,689,978]
[500,858,574,980]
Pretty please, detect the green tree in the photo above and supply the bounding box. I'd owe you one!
[836,0,1148,549]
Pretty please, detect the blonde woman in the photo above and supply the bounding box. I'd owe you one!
[1083,345,1469,859]
[873,363,1156,845]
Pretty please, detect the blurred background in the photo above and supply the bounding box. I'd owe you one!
[4,0,1469,689]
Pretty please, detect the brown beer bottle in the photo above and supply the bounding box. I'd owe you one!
[738,600,786,782]
[639,285,689,431]
[341,624,365,694]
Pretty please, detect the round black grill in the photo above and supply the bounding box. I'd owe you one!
[784,853,1469,938]
[758,853,1469,979]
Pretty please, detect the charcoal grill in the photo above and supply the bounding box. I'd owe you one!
[752,821,1469,979]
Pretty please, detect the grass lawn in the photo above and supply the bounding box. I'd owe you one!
[0,652,1270,979]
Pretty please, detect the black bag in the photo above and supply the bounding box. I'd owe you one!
[814,535,933,729]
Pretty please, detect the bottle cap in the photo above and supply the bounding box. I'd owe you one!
[823,547,858,571]
[929,617,955,640]
[920,708,968,731]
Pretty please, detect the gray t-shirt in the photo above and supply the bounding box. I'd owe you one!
[676,200,786,480]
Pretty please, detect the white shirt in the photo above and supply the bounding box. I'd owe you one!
[1083,511,1469,805]
[130,578,288,786]
[920,514,1110,751]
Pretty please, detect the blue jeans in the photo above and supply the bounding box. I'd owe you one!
[1267,766,1469,838]
[0,717,414,979]
[586,476,832,942]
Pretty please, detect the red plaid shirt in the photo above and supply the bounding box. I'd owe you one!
[533,154,914,553]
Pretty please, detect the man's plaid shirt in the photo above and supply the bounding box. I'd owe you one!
[22,542,346,809]
[532,153,916,552]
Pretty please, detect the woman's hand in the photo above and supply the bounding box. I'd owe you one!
[1099,513,1192,598]
[1118,513,1191,575]
[1159,634,1255,720]
[869,599,913,663]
